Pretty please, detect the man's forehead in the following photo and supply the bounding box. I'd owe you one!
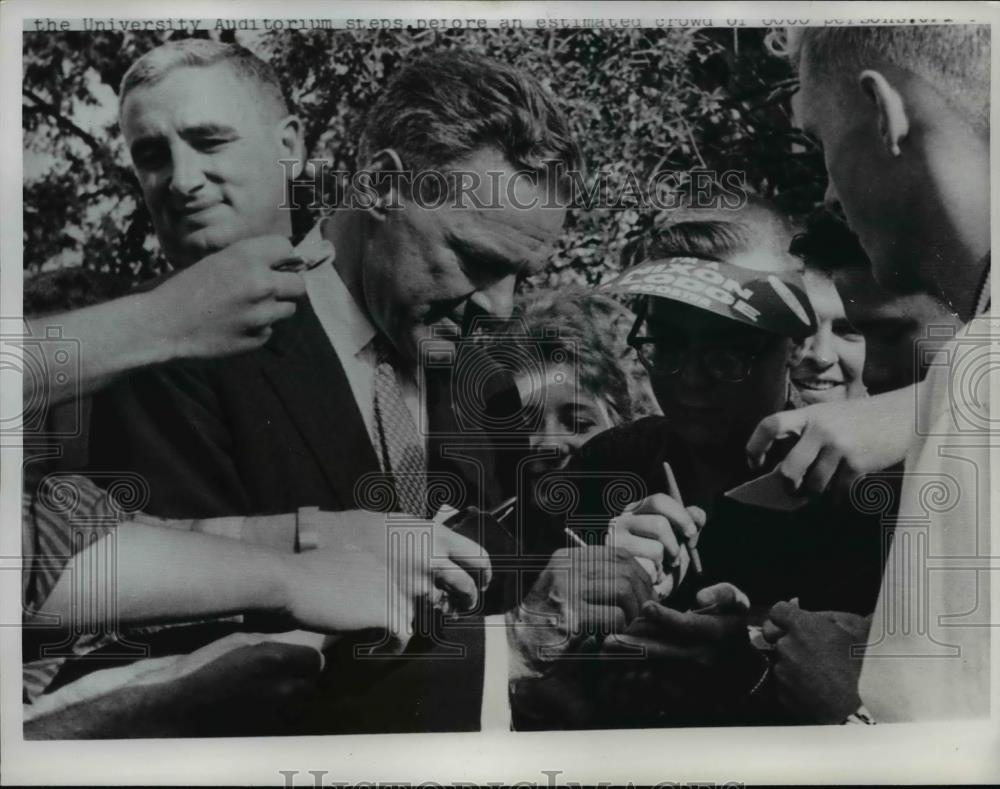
[121,64,266,135]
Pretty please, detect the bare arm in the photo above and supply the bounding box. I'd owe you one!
[25,235,306,409]
[26,293,173,406]
[37,524,295,629]
[36,515,489,636]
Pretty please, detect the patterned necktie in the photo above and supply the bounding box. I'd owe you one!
[371,338,428,517]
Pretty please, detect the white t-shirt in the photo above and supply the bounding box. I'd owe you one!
[859,314,995,721]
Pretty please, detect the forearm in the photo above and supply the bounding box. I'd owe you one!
[129,510,298,551]
[864,383,921,463]
[26,292,172,407]
[38,524,291,628]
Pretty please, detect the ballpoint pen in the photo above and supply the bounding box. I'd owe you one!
[663,461,703,576]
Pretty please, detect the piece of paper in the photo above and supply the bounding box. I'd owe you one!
[724,468,809,512]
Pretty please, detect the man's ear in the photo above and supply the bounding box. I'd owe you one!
[275,114,305,176]
[358,148,405,220]
[859,69,910,157]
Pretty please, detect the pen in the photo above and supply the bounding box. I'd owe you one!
[489,495,517,525]
[564,527,588,548]
[662,461,703,576]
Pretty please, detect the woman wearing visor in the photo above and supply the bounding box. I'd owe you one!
[528,203,885,727]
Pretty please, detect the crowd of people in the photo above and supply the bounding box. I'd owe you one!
[19,23,991,737]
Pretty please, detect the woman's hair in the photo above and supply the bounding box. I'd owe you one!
[501,287,659,424]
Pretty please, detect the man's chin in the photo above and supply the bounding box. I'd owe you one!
[169,226,244,265]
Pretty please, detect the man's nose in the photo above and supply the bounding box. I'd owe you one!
[169,147,207,197]
[823,180,845,219]
[676,353,712,389]
[470,275,517,320]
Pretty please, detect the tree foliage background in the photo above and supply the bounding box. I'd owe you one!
[22,27,825,297]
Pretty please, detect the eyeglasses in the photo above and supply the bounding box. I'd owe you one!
[627,323,775,384]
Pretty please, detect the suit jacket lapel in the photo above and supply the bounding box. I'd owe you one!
[260,298,379,508]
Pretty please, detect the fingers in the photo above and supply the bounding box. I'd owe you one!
[615,550,654,605]
[766,599,807,630]
[634,556,659,585]
[582,577,642,622]
[776,428,824,494]
[687,505,708,532]
[578,603,628,635]
[746,410,805,469]
[437,526,493,589]
[230,236,305,300]
[266,270,308,301]
[800,444,844,497]
[607,516,676,565]
[389,529,482,613]
[432,560,480,613]
[693,582,750,613]
[629,493,699,545]
[637,600,738,644]
[248,300,298,327]
[762,619,786,644]
[601,632,696,659]
[569,548,652,623]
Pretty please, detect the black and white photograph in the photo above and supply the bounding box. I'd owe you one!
[1,0,997,784]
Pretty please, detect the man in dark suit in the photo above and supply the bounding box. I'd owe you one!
[86,40,656,734]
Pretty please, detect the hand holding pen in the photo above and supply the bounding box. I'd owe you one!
[601,464,706,600]
[661,462,703,576]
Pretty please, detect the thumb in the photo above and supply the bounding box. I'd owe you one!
[694,582,750,612]
[767,599,806,629]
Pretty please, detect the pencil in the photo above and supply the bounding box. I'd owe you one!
[662,461,703,576]
[564,527,588,548]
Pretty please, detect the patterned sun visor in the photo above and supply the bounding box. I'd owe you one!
[600,256,817,339]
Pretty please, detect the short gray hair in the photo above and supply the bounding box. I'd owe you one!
[119,39,288,117]
[767,25,990,135]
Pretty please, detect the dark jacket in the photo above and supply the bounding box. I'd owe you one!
[529,415,888,614]
[84,298,526,733]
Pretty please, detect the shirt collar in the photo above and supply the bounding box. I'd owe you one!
[300,218,377,359]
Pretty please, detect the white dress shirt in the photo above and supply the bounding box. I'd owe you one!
[299,220,512,729]
[299,219,422,448]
